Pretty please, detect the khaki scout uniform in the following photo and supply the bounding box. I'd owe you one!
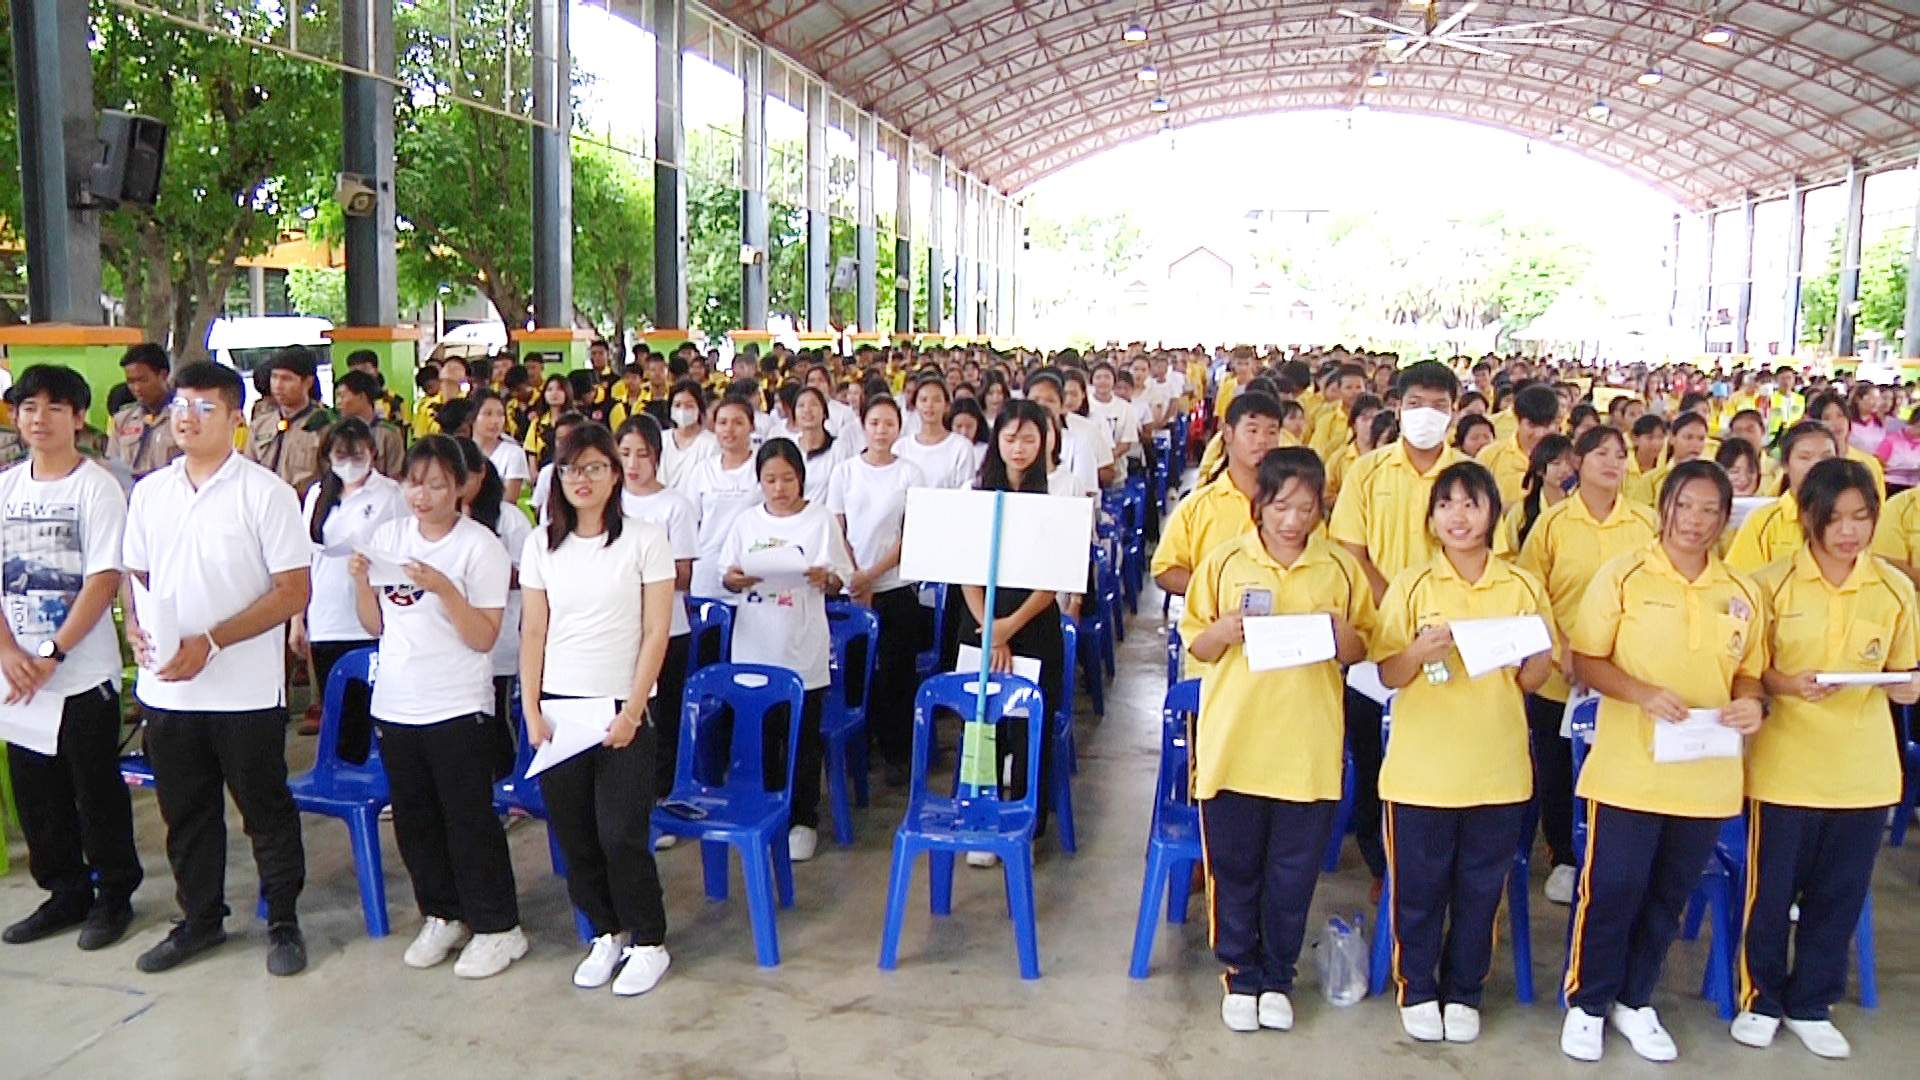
[246,404,336,495]
[108,399,184,479]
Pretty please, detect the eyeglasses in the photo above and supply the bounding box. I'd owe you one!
[168,398,221,419]
[557,461,612,481]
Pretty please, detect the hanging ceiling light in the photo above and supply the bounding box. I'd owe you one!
[1701,24,1735,46]
[1148,96,1170,113]
[1352,100,1372,114]
[1137,64,1158,83]
[1366,68,1389,87]
[1123,22,1148,44]
[1549,125,1572,142]
[1586,99,1612,121]
[1637,66,1664,87]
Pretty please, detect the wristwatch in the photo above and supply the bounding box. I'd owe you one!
[36,639,66,663]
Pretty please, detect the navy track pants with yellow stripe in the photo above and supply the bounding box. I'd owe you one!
[1563,802,1720,1015]
[1385,801,1527,1008]
[1737,800,1882,1022]
[1200,792,1336,997]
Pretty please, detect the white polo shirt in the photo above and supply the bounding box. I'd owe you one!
[123,452,311,713]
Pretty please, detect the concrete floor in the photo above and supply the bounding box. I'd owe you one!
[4,592,1919,1079]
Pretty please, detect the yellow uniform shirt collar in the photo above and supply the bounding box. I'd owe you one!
[1425,548,1507,591]
[1386,441,1462,477]
[1789,543,1871,594]
[1237,530,1335,574]
[1642,538,1736,591]
[1566,490,1636,530]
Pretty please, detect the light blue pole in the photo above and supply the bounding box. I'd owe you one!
[958,490,1005,820]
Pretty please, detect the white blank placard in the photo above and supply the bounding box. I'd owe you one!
[900,488,1094,594]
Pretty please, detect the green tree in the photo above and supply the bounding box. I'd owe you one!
[1797,228,1907,351]
[570,144,653,344]
[286,266,347,322]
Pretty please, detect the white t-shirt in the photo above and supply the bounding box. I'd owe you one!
[521,518,675,699]
[826,399,861,449]
[1065,412,1116,471]
[530,463,553,519]
[892,431,977,490]
[678,453,762,600]
[1048,468,1092,499]
[1055,420,1102,494]
[486,437,531,487]
[124,453,311,712]
[366,516,510,725]
[1087,393,1140,456]
[800,436,851,504]
[622,486,697,637]
[660,428,718,489]
[488,507,534,679]
[302,473,408,642]
[0,457,127,698]
[825,455,924,594]
[719,503,854,690]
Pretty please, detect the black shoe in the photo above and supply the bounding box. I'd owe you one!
[266,922,307,976]
[3,894,92,945]
[77,897,135,951]
[136,921,227,973]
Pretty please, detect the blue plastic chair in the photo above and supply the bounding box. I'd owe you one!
[1128,679,1203,978]
[878,672,1049,980]
[1095,541,1126,650]
[1166,625,1183,686]
[913,583,949,684]
[119,751,155,788]
[1075,593,1108,718]
[1368,705,1536,1004]
[1889,703,1917,846]
[823,601,880,846]
[1050,619,1079,853]
[1322,747,1357,874]
[686,597,735,678]
[284,647,392,938]
[651,664,807,968]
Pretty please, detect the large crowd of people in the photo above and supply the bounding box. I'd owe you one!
[0,335,1914,1064]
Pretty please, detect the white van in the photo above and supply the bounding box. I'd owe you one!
[205,316,336,406]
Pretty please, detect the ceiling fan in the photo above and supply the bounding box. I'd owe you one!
[1334,3,1591,62]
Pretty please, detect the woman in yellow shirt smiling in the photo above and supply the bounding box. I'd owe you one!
[1374,461,1552,1045]
[1735,458,1920,1060]
[1182,447,1373,1035]
[1560,460,1767,1065]
[1725,422,1838,573]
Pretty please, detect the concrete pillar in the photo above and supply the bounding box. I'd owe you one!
[531,0,574,329]
[740,44,769,331]
[649,0,686,332]
[855,113,877,333]
[10,0,102,323]
[928,155,946,333]
[1905,173,1920,360]
[894,140,913,334]
[342,0,397,328]
[804,82,829,331]
[953,177,973,336]
[1011,202,1024,337]
[1783,183,1805,350]
[1836,163,1866,356]
[1700,211,1717,352]
[1734,195,1755,355]
[1667,213,1682,340]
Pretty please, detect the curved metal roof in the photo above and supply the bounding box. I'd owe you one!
[701,1,1920,207]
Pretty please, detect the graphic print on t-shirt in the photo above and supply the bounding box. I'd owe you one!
[2,496,83,637]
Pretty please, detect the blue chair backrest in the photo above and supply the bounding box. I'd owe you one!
[1567,696,1601,855]
[918,581,949,655]
[911,672,1046,812]
[825,600,880,717]
[1092,543,1118,592]
[313,647,380,774]
[673,663,808,803]
[1160,679,1201,807]
[686,597,734,675]
[1058,616,1079,714]
[1167,626,1183,684]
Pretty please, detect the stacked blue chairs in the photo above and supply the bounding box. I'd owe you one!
[822,601,880,846]
[652,664,807,968]
[1367,706,1536,1004]
[284,647,392,937]
[493,698,594,943]
[1890,703,1918,846]
[1076,581,1109,719]
[1093,542,1124,654]
[686,597,734,678]
[1051,619,1080,852]
[1128,679,1203,978]
[1166,625,1183,686]
[913,583,949,684]
[878,672,1049,980]
[1150,431,1172,513]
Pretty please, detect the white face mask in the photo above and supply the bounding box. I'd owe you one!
[670,406,699,429]
[331,459,371,485]
[1399,406,1451,450]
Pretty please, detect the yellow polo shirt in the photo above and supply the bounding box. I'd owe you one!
[1624,453,1665,505]
[1725,494,1803,573]
[1568,542,1767,818]
[1477,434,1533,507]
[1329,442,1471,585]
[1151,472,1255,584]
[1490,409,1518,443]
[1182,533,1374,802]
[1309,405,1349,461]
[1324,441,1359,506]
[1373,553,1550,808]
[1517,492,1659,701]
[1749,547,1918,808]
[411,393,445,438]
[1196,430,1225,480]
[1873,487,1920,569]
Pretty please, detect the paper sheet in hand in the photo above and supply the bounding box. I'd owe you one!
[1814,671,1914,686]
[1450,615,1552,679]
[739,544,811,590]
[525,697,617,778]
[130,579,180,670]
[1651,708,1743,764]
[0,678,64,755]
[1241,613,1335,672]
[1345,662,1393,706]
[357,545,413,587]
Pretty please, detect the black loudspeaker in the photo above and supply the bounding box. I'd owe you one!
[88,110,168,208]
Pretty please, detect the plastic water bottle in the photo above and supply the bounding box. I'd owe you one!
[1423,658,1451,685]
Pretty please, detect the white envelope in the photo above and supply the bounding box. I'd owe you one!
[1651,708,1743,764]
[1242,613,1335,672]
[1450,615,1553,679]
[525,697,618,778]
[1813,672,1914,686]
[130,578,180,670]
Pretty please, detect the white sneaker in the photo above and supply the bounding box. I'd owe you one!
[1257,992,1293,1031]
[453,927,530,979]
[402,916,471,969]
[1443,1003,1481,1043]
[572,933,628,989]
[612,944,670,996]
[1784,1018,1851,1059]
[966,851,1000,868]
[1731,1011,1779,1048]
[1609,1004,1678,1062]
[1561,1008,1605,1062]
[1221,992,1259,1032]
[1545,864,1577,906]
[1400,1001,1444,1042]
[788,825,818,863]
[654,833,677,851]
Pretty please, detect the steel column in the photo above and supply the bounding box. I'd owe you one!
[1835,163,1866,357]
[928,155,946,334]
[895,140,913,334]
[10,0,102,323]
[531,0,574,329]
[1783,183,1805,350]
[740,43,768,331]
[1734,195,1755,355]
[804,82,829,331]
[342,0,397,327]
[855,113,877,332]
[649,0,686,332]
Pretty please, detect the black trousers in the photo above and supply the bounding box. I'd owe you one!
[7,683,141,902]
[1386,800,1527,1007]
[868,586,923,768]
[144,707,305,930]
[1738,800,1883,1021]
[310,639,377,764]
[376,714,519,933]
[1526,693,1575,867]
[1341,688,1386,879]
[1563,802,1720,1014]
[767,687,826,830]
[1200,791,1336,996]
[538,705,665,945]
[649,634,690,794]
